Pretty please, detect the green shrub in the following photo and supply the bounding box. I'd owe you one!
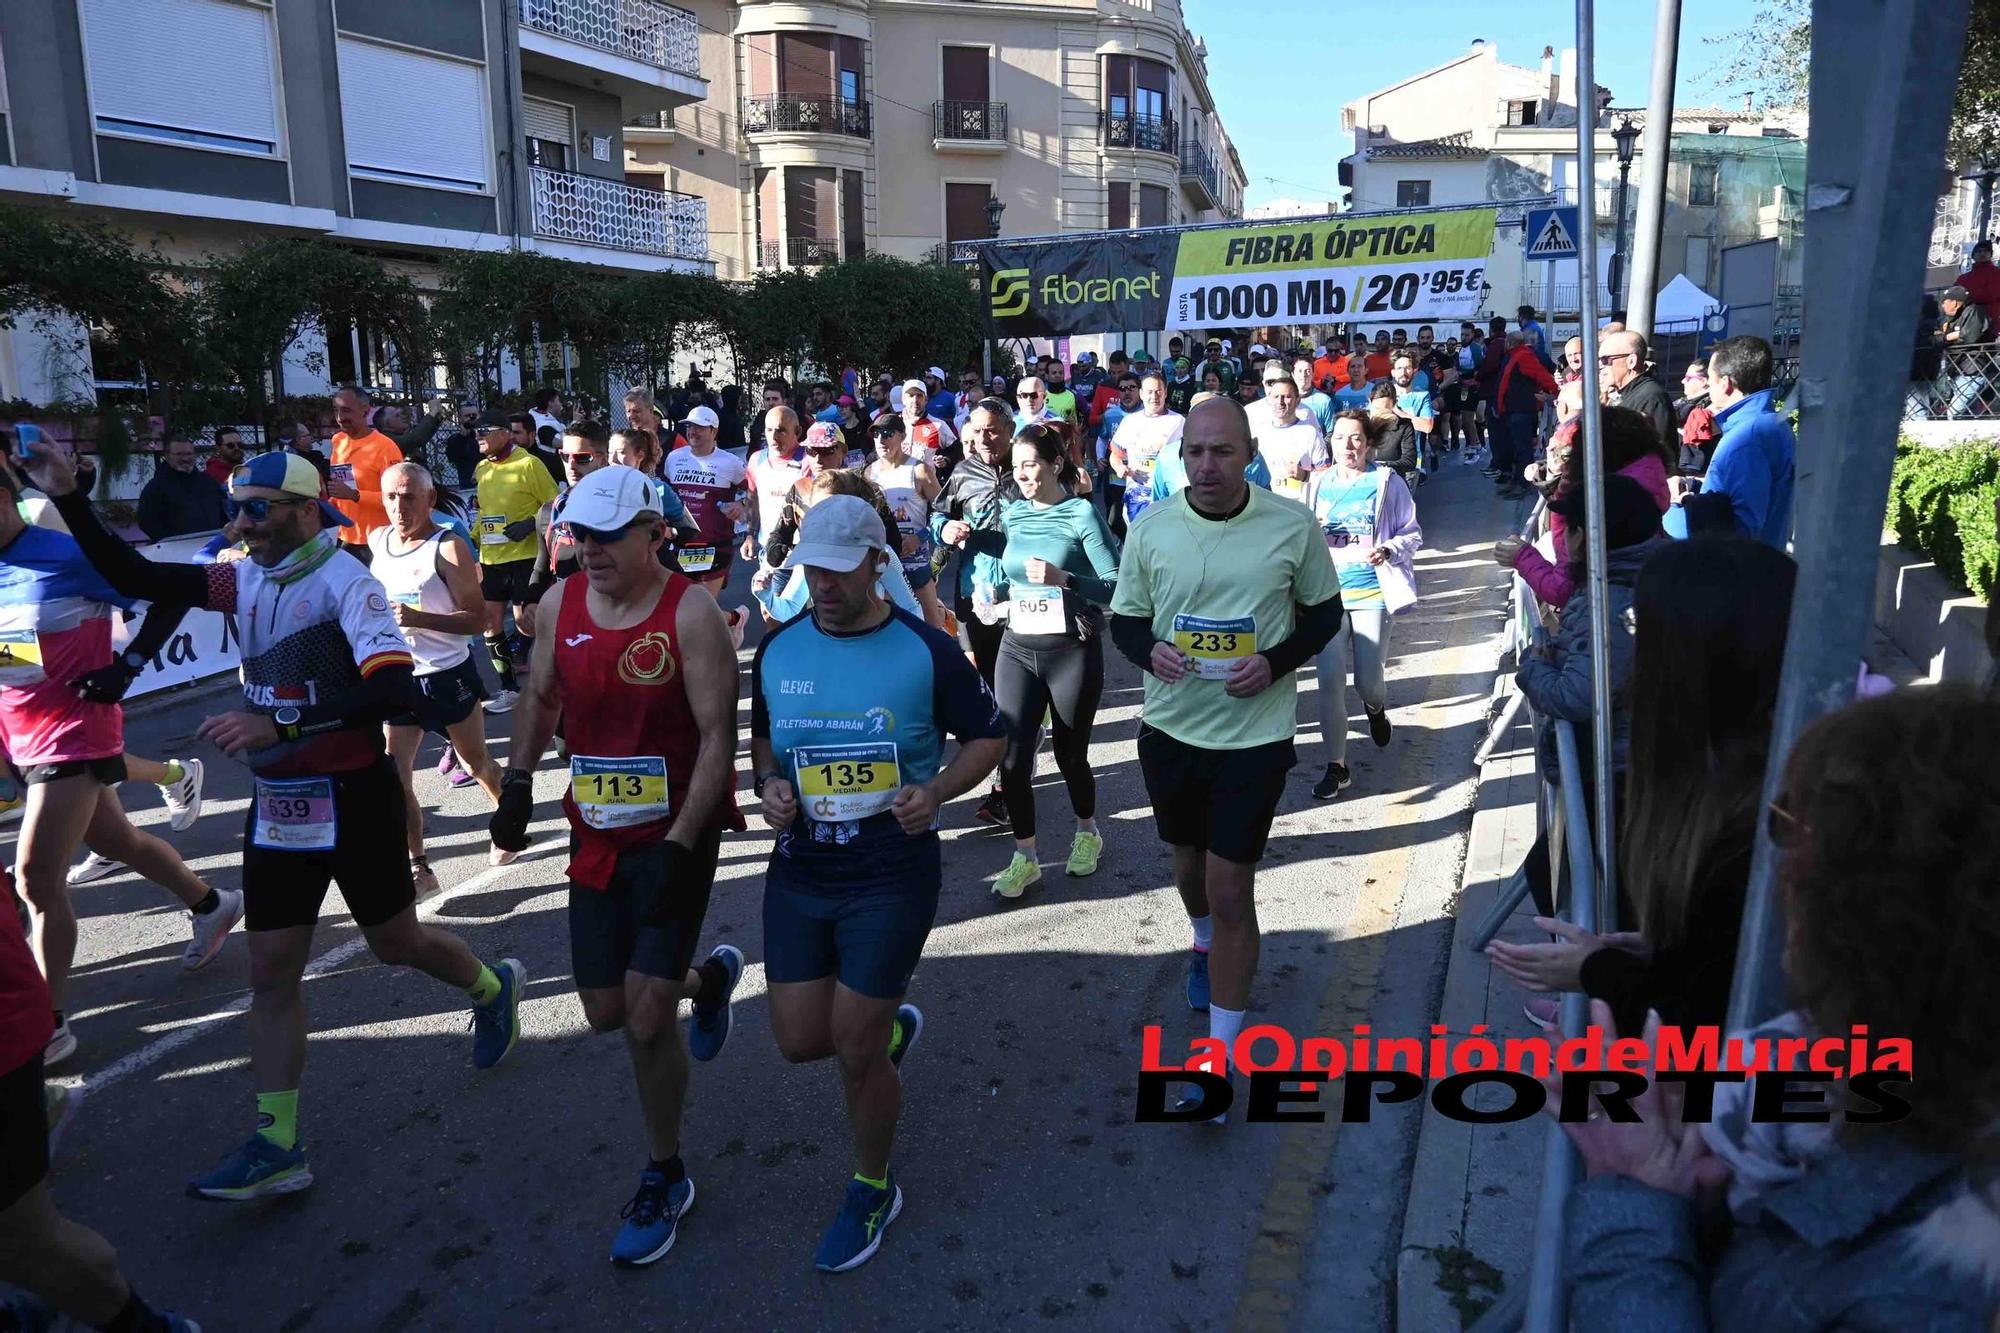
[1949,479,2000,602]
[1889,439,2000,593]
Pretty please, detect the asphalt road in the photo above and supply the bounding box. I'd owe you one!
[31,456,1518,1332]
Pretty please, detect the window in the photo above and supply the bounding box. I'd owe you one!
[625,171,665,193]
[941,45,988,102]
[1396,179,1431,208]
[1684,235,1712,283]
[337,37,490,192]
[522,97,575,172]
[1138,183,1168,228]
[80,0,282,156]
[1108,181,1130,229]
[843,171,865,259]
[1688,161,1718,207]
[1505,99,1538,127]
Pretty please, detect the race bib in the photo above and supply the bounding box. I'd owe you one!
[478,514,509,546]
[329,463,355,490]
[1008,585,1068,636]
[390,590,422,607]
[794,742,901,822]
[252,777,336,852]
[678,543,717,575]
[0,629,45,686]
[1171,614,1258,680]
[570,754,670,830]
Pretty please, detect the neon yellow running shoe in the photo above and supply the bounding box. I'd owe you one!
[1065,830,1103,878]
[991,852,1042,900]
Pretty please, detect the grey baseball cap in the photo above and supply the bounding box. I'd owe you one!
[781,494,887,573]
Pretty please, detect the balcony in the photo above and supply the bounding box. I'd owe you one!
[517,0,705,112]
[744,95,872,139]
[758,236,842,269]
[932,100,1007,152]
[1102,112,1177,156]
[530,166,706,264]
[1179,141,1219,207]
[925,240,982,271]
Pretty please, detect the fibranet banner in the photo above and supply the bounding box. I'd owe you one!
[982,208,1498,337]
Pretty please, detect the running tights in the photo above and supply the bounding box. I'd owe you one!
[993,633,1104,842]
[1314,606,1391,765]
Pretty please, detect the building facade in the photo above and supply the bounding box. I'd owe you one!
[624,0,1247,282]
[0,0,716,403]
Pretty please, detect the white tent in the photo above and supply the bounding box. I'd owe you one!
[1650,273,1723,329]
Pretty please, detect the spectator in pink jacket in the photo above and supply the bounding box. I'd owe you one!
[1493,407,1670,610]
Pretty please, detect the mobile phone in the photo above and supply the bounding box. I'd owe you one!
[14,423,43,449]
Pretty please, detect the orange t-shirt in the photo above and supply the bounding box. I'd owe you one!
[328,429,403,544]
[1312,356,1343,391]
[1364,352,1392,381]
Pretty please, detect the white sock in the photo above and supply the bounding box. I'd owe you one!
[1209,1004,1245,1060]
[1190,915,1213,952]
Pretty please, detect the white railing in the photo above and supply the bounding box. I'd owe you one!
[519,0,700,78]
[1929,196,1977,270]
[530,166,706,261]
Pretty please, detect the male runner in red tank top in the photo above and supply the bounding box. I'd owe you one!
[489,464,745,1268]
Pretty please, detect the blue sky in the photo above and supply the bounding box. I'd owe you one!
[1184,0,1756,209]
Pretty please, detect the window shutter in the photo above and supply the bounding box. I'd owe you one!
[941,47,987,102]
[521,97,574,147]
[337,37,490,191]
[81,0,280,151]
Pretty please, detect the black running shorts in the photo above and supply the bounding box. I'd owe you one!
[1136,724,1296,865]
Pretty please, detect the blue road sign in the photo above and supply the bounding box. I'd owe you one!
[1523,206,1580,261]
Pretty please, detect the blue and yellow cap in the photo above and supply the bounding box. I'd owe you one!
[231,452,350,527]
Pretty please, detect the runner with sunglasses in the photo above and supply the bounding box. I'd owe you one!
[21,447,525,1200]
[471,414,560,714]
[864,416,945,628]
[490,464,745,1267]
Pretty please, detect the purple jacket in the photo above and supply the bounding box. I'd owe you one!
[1305,464,1423,613]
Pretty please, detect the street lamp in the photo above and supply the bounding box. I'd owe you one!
[1607,116,1641,317]
[984,194,1006,238]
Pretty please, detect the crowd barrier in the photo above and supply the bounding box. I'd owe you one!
[1904,343,2000,421]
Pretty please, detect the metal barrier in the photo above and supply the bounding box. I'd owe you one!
[1902,343,2000,421]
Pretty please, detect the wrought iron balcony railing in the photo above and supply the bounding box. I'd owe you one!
[932,100,1007,142]
[518,0,700,78]
[743,95,872,138]
[1102,112,1176,154]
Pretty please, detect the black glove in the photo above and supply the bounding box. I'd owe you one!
[503,517,538,543]
[489,768,535,851]
[640,840,695,928]
[69,662,138,704]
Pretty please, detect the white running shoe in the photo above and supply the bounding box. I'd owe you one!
[484,689,519,715]
[44,1020,76,1068]
[411,858,441,898]
[183,887,244,971]
[67,852,126,886]
[488,844,520,867]
[161,757,205,831]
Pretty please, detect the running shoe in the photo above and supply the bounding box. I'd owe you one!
[438,746,479,790]
[182,887,243,971]
[688,944,743,1063]
[972,788,1008,826]
[44,1020,76,1068]
[484,689,519,715]
[410,857,440,898]
[470,958,527,1070]
[1312,763,1353,801]
[888,1003,923,1070]
[813,1175,903,1273]
[488,844,520,867]
[165,1317,202,1333]
[186,1133,312,1201]
[45,1080,77,1156]
[1065,829,1103,877]
[1186,951,1211,1012]
[66,852,125,885]
[1367,707,1393,748]
[611,1170,694,1267]
[991,852,1041,900]
[1172,1080,1230,1125]
[161,757,204,831]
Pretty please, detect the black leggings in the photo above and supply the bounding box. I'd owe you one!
[993,632,1104,841]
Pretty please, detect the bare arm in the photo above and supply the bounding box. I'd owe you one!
[664,583,739,848]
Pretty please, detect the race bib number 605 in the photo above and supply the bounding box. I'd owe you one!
[1170,614,1257,680]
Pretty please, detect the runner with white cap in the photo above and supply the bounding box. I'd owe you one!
[897,379,956,465]
[750,494,1004,1270]
[664,404,748,597]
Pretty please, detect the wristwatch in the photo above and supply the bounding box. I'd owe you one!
[119,648,148,673]
[273,705,302,741]
[754,771,784,798]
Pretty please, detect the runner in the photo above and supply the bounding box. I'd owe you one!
[1302,412,1422,800]
[63,753,206,885]
[1248,363,1324,501]
[751,496,1004,1269]
[751,469,925,623]
[473,414,561,715]
[26,447,525,1198]
[326,386,404,563]
[967,423,1120,900]
[1107,372,1185,527]
[745,407,807,567]
[488,465,745,1267]
[863,415,945,627]
[1107,396,1343,1119]
[895,379,957,466]
[369,462,510,894]
[522,420,610,633]
[663,406,749,595]
[1,461,243,1069]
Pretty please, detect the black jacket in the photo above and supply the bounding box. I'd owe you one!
[136,466,228,540]
[1367,417,1418,477]
[1943,300,1992,349]
[1610,373,1678,466]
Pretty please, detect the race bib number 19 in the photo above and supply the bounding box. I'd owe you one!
[1171,614,1257,680]
[570,755,671,830]
[793,742,901,822]
[478,514,509,546]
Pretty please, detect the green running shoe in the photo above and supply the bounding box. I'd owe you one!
[1065,830,1103,877]
[991,851,1042,900]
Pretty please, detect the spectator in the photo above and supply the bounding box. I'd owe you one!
[282,420,332,490]
[1488,538,1795,1034]
[1674,362,1719,474]
[1562,686,2000,1332]
[528,387,567,441]
[201,426,245,485]
[1516,304,1550,362]
[716,383,746,452]
[1600,331,1680,473]
[438,404,482,488]
[1955,237,2000,327]
[136,436,228,539]
[1936,283,1994,420]
[1668,336,1795,546]
[377,400,446,462]
[1492,330,1560,499]
[1911,294,1946,409]
[748,378,791,451]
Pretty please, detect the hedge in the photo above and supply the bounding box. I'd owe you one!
[1889,437,2000,601]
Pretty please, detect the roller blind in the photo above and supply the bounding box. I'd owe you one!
[521,97,574,148]
[337,36,489,192]
[81,0,281,153]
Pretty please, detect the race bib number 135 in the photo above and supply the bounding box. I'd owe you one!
[793,742,901,822]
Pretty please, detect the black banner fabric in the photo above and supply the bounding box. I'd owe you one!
[982,235,1175,337]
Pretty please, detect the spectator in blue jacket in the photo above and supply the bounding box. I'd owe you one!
[1666,336,1794,546]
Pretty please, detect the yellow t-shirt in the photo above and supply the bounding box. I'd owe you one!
[1110,485,1342,750]
[472,450,559,565]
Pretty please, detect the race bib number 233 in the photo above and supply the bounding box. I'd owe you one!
[1171,614,1257,680]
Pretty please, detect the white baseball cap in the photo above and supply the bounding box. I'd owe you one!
[902,378,928,398]
[681,405,719,429]
[781,495,887,573]
[557,465,662,531]
[925,366,947,382]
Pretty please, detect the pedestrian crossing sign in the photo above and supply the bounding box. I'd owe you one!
[1524,206,1580,260]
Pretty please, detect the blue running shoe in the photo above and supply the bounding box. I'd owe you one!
[1186,951,1211,1011]
[688,944,743,1063]
[610,1170,694,1267]
[186,1133,312,1201]
[887,1003,923,1070]
[471,958,526,1070]
[814,1175,903,1273]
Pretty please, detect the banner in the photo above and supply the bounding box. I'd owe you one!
[109,532,242,700]
[983,208,1497,337]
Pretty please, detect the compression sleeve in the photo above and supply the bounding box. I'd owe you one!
[1259,594,1344,680]
[1109,612,1161,675]
[280,662,422,739]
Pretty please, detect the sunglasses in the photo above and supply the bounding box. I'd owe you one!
[226,496,311,523]
[1599,353,1633,365]
[561,519,643,544]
